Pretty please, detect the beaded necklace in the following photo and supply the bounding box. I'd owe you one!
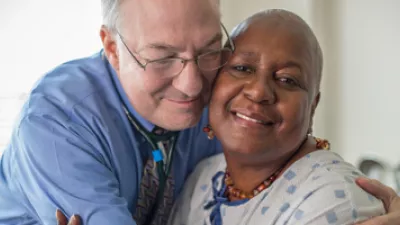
[224,136,330,200]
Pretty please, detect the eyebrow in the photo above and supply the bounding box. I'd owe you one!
[277,61,302,70]
[235,51,303,71]
[237,51,261,58]
[139,43,182,53]
[138,32,223,53]
[235,51,261,63]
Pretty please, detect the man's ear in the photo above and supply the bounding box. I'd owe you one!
[308,92,321,134]
[100,25,120,72]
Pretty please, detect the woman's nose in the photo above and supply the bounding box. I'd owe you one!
[243,76,276,104]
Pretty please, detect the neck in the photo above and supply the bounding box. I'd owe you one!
[224,137,315,195]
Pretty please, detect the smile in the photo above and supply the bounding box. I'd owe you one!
[234,112,272,126]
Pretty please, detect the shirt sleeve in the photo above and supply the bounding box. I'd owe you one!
[12,114,137,225]
[285,181,385,225]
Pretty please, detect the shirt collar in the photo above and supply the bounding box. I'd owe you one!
[106,54,155,132]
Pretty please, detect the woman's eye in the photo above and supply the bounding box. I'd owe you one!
[233,65,254,74]
[278,77,298,86]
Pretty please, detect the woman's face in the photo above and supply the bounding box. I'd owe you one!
[209,21,320,163]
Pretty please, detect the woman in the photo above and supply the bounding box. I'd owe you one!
[167,9,385,225]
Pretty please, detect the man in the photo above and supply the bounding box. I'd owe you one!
[0,0,399,225]
[0,0,224,224]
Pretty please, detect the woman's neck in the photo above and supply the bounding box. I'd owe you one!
[223,137,316,197]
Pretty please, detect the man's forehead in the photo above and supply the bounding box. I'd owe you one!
[119,0,221,52]
[119,0,220,28]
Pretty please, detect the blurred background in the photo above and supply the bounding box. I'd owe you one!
[1,0,399,191]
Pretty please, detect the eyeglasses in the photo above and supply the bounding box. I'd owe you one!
[117,23,235,78]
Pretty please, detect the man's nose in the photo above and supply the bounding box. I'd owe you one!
[172,61,203,98]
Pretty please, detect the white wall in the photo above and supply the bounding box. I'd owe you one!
[220,0,313,31]
[0,0,102,93]
[324,0,400,189]
[0,0,103,151]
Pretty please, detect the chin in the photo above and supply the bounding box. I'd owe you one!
[162,112,202,131]
[223,146,270,166]
[227,145,265,156]
[221,135,272,156]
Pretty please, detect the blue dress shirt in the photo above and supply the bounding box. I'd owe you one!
[0,51,221,225]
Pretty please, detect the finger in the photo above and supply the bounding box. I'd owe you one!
[56,209,68,225]
[356,177,397,211]
[67,214,81,225]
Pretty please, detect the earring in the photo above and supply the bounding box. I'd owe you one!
[202,125,215,140]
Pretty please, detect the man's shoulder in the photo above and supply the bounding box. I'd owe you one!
[21,51,119,121]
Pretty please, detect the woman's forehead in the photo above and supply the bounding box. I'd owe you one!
[230,21,317,89]
[230,14,322,87]
[234,23,312,62]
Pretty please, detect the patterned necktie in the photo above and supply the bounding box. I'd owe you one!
[133,126,176,225]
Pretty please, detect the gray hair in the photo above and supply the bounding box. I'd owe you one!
[101,0,220,32]
[101,0,121,31]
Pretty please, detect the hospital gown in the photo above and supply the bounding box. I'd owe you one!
[168,150,385,225]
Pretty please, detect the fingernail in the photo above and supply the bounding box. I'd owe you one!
[68,215,77,225]
[71,215,77,222]
[357,176,370,181]
[56,209,62,219]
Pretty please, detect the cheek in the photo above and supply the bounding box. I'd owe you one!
[210,74,231,108]
[277,95,311,133]
[209,74,241,125]
[209,88,226,125]
[118,55,168,95]
[123,71,170,97]
[141,76,171,94]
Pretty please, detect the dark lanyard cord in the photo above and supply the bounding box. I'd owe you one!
[123,106,179,225]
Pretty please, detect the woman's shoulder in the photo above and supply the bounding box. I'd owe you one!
[271,150,385,224]
[295,150,364,181]
[190,153,226,181]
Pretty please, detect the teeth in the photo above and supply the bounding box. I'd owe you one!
[236,113,264,124]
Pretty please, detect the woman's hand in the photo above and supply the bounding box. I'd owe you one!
[356,177,400,224]
[56,210,81,225]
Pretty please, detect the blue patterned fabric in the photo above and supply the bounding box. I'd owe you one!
[168,150,385,225]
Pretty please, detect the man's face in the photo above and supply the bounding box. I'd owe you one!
[102,0,222,130]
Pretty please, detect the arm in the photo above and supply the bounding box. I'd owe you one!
[14,114,136,225]
[355,177,400,225]
[285,181,385,225]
